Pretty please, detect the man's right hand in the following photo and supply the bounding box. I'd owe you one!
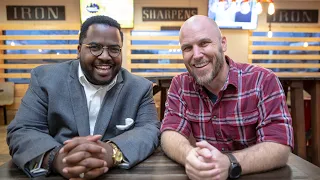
[53,135,109,179]
[185,147,218,180]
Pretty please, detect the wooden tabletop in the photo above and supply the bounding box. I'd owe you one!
[1,149,320,180]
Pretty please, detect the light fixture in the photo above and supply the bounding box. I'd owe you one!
[256,0,276,15]
[268,0,275,15]
[267,22,273,38]
[38,49,42,52]
[256,0,263,14]
[303,42,309,47]
[230,0,237,11]
[57,52,60,55]
[10,41,15,46]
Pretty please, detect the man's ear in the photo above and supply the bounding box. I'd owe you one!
[77,44,81,59]
[221,36,227,52]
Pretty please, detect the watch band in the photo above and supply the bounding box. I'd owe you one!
[226,153,242,179]
[107,141,123,166]
[46,145,62,176]
[226,153,238,164]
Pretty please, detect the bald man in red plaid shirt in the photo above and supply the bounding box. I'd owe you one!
[160,15,294,180]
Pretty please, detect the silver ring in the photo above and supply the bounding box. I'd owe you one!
[79,173,84,178]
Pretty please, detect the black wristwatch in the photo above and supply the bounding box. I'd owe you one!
[226,153,242,179]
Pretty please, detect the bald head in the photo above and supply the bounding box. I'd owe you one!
[179,15,222,41]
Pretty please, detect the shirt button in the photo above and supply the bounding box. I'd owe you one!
[216,131,222,137]
[213,116,217,119]
[221,148,225,151]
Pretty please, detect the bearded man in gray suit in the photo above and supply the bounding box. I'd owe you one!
[7,15,160,179]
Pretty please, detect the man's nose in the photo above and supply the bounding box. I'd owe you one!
[193,46,204,60]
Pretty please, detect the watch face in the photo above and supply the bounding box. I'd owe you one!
[230,163,242,178]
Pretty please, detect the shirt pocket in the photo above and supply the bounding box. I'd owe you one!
[186,109,212,137]
[225,109,259,146]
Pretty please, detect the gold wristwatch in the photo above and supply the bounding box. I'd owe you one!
[108,142,123,166]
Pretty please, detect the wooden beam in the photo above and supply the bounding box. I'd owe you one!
[129,54,182,59]
[130,45,180,50]
[0,54,76,59]
[0,45,77,50]
[255,63,320,68]
[249,46,320,51]
[249,54,320,60]
[0,64,42,69]
[0,35,79,40]
[129,36,179,40]
[131,64,185,69]
[0,24,80,30]
[249,37,320,42]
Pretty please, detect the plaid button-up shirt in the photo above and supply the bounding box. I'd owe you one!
[160,56,294,152]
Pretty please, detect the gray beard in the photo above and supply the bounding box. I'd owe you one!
[193,54,224,86]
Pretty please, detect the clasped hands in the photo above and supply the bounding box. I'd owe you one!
[185,141,230,180]
[53,135,112,180]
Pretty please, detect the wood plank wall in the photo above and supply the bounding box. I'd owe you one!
[249,27,320,77]
[0,24,320,123]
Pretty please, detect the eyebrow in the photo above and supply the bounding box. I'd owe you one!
[180,43,191,50]
[86,42,120,47]
[198,38,212,43]
[180,38,213,50]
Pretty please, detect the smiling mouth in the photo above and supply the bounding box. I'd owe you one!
[95,64,112,70]
[193,61,209,68]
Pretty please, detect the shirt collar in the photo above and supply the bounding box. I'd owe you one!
[78,63,118,91]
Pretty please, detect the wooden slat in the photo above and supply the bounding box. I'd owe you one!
[0,24,80,30]
[131,64,185,69]
[129,54,182,59]
[130,45,181,50]
[0,73,30,78]
[15,84,29,97]
[0,64,42,69]
[0,45,78,50]
[0,54,76,59]
[249,37,320,42]
[255,63,320,68]
[249,46,320,51]
[0,35,79,40]
[129,36,179,40]
[249,54,320,60]
[275,72,320,77]
[132,72,182,77]
[253,27,320,33]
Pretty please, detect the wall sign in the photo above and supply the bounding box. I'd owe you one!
[7,6,65,20]
[142,7,197,21]
[267,9,318,23]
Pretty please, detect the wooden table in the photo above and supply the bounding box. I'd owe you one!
[1,149,320,179]
[149,76,320,167]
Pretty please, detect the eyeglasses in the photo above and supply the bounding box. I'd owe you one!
[82,43,121,58]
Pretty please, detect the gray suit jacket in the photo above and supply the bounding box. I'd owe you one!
[7,60,160,176]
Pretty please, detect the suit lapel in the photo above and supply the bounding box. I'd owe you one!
[68,60,90,136]
[93,70,124,135]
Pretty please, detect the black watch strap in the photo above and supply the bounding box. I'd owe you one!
[226,153,242,179]
[46,145,62,176]
[226,153,238,164]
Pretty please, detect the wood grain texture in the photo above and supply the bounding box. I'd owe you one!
[0,149,320,180]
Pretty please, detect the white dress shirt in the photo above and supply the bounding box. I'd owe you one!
[78,64,117,135]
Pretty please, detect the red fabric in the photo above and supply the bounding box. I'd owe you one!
[161,56,294,152]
